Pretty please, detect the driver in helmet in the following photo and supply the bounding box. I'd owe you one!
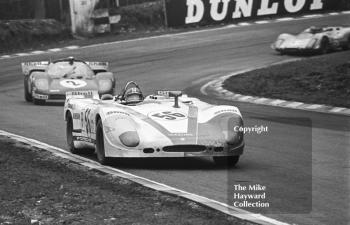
[122,84,143,105]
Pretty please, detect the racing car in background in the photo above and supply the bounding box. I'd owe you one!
[64,81,244,167]
[22,57,116,105]
[271,26,350,54]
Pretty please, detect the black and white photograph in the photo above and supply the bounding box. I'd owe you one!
[0,0,349,224]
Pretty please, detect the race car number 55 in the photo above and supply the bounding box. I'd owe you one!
[150,111,187,121]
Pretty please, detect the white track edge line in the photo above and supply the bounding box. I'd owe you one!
[200,59,350,116]
[0,129,290,225]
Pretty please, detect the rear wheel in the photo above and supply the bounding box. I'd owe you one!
[96,119,111,165]
[24,77,32,102]
[66,113,80,154]
[319,37,330,54]
[33,98,46,105]
[213,155,240,167]
[342,37,350,50]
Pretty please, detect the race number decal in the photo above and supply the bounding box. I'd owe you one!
[149,111,187,121]
[60,79,87,88]
[83,108,92,136]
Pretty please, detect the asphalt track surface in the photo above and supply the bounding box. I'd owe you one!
[1,14,349,225]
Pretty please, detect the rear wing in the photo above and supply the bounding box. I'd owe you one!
[86,61,109,73]
[66,90,100,100]
[155,90,182,98]
[21,61,49,76]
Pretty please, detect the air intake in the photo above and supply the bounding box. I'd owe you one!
[163,145,206,152]
[143,148,154,153]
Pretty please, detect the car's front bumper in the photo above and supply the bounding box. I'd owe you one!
[103,139,245,158]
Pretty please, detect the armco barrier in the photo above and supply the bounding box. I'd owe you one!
[164,0,344,27]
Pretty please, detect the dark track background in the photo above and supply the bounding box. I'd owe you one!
[0,15,349,225]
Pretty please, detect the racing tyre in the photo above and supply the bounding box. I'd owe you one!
[319,37,330,54]
[24,77,32,102]
[96,119,111,165]
[213,156,240,167]
[33,98,45,105]
[342,37,350,50]
[66,113,80,154]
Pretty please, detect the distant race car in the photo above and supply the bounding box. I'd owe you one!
[64,81,245,167]
[22,57,115,105]
[271,26,350,54]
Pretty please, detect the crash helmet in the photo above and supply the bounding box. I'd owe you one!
[124,86,143,105]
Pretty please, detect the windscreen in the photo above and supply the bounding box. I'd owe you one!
[47,61,95,79]
[303,27,324,34]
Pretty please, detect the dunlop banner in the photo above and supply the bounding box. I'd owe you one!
[165,0,342,27]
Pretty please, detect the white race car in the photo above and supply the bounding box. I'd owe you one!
[272,26,350,54]
[64,81,244,166]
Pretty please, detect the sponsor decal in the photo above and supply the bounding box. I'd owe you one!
[33,93,48,100]
[60,79,87,89]
[49,89,60,93]
[149,110,188,121]
[156,90,175,97]
[214,109,238,114]
[168,133,194,137]
[165,0,328,27]
[87,62,108,66]
[22,62,49,75]
[67,90,97,99]
[74,136,95,143]
[106,111,130,116]
[23,61,49,66]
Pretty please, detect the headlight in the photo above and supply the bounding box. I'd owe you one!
[307,38,317,48]
[34,79,49,90]
[226,116,244,145]
[98,79,112,93]
[119,131,139,147]
[103,116,139,148]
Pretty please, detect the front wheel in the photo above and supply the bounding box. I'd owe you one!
[24,77,32,102]
[95,120,111,165]
[66,113,80,154]
[213,155,240,167]
[342,37,350,50]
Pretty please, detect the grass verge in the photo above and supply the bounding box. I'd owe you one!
[223,51,350,108]
[0,136,255,225]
